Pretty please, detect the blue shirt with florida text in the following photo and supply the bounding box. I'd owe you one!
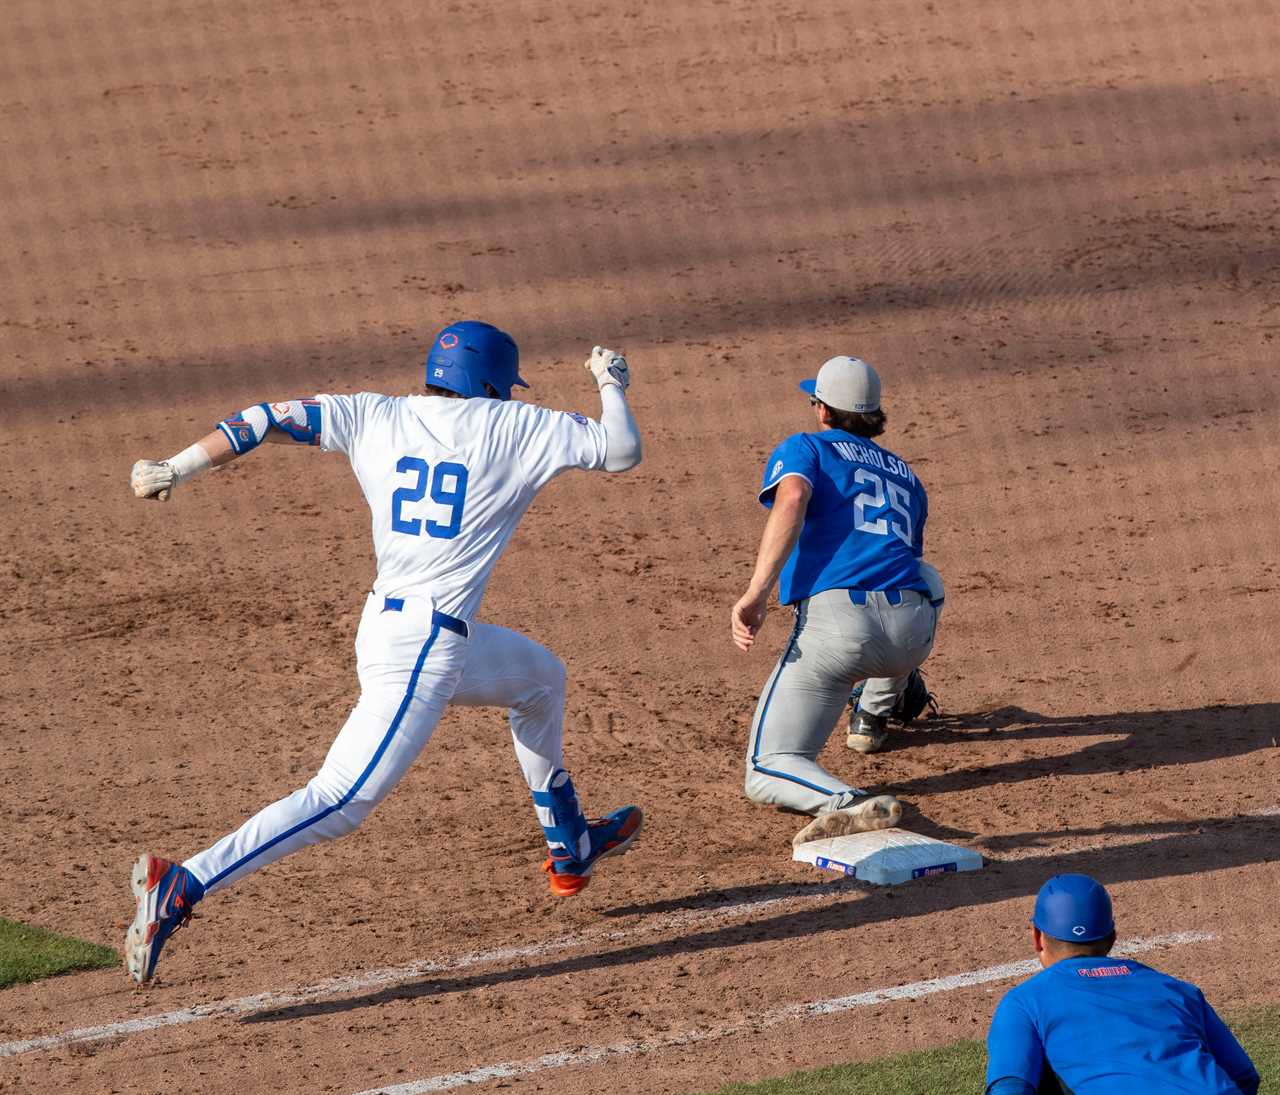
[985,957,1257,1094]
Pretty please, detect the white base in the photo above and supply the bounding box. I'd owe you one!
[793,826,984,885]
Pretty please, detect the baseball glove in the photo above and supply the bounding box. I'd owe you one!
[892,668,939,724]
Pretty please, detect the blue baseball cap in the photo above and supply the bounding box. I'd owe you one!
[1032,874,1115,942]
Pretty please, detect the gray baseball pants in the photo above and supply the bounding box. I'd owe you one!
[744,587,939,816]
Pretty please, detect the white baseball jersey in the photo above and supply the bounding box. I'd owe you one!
[318,392,607,619]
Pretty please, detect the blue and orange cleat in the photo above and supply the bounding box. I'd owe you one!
[542,805,643,896]
[124,853,205,984]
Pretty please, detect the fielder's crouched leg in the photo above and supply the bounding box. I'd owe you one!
[743,596,904,845]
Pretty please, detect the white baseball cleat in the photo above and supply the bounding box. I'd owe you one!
[792,794,902,847]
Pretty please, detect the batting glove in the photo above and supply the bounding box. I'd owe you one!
[585,345,630,392]
[131,459,176,501]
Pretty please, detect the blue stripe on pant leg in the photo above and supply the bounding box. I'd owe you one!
[202,623,443,890]
[749,622,837,797]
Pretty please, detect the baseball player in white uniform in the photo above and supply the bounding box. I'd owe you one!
[124,321,644,984]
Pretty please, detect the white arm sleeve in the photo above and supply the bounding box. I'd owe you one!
[599,385,642,472]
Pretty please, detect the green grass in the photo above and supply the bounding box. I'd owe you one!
[703,1040,987,1095]
[0,917,118,989]
[699,1008,1279,1094]
[1230,1006,1280,1077]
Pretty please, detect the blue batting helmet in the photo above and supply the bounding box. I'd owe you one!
[1032,874,1115,942]
[424,321,528,400]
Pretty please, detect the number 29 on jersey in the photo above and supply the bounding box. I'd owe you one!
[391,456,469,540]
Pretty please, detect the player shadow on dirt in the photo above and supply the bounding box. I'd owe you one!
[871,701,1277,801]
[240,813,1276,1028]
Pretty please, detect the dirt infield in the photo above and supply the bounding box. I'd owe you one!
[2,0,1278,1091]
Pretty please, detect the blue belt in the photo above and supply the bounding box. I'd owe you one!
[381,596,469,638]
[847,588,944,608]
[848,589,903,606]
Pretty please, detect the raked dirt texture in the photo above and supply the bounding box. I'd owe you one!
[1,0,1278,1091]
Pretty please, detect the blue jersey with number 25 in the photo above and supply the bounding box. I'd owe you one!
[759,430,928,605]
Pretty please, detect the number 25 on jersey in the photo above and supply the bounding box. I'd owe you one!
[391,457,469,540]
[852,468,913,547]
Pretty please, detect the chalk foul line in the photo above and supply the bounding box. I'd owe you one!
[0,881,838,1060]
[348,930,1215,1095]
[9,803,1263,1065]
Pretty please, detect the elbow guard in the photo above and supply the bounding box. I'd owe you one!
[217,399,322,454]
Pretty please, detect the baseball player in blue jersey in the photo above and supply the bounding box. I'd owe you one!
[986,874,1259,1094]
[123,322,644,984]
[731,355,944,845]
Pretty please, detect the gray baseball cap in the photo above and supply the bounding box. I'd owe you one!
[799,356,881,412]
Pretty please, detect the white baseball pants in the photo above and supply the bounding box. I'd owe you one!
[185,593,567,894]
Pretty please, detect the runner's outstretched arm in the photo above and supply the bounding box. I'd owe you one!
[129,399,323,500]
